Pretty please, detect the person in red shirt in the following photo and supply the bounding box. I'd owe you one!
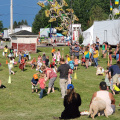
[19,56,25,71]
[37,73,46,99]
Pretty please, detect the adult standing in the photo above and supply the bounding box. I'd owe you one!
[90,82,115,116]
[73,44,80,59]
[69,43,73,56]
[57,58,71,98]
[44,66,57,94]
[60,84,81,119]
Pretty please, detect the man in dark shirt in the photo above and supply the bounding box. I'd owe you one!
[73,44,80,59]
[57,58,71,98]
[109,61,120,88]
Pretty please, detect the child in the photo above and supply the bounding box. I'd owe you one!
[31,58,37,69]
[19,56,25,71]
[51,47,56,56]
[37,73,46,99]
[52,52,56,63]
[42,53,46,64]
[50,62,57,73]
[31,74,38,93]
[8,57,15,75]
[104,67,110,90]
[81,56,85,66]
[74,56,79,70]
[45,56,49,67]
[68,56,74,84]
[65,54,70,64]
[36,59,42,71]
[18,51,22,63]
[57,49,61,65]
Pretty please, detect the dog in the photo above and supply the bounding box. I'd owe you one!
[89,97,108,119]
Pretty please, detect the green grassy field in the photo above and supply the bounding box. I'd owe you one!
[0,46,120,120]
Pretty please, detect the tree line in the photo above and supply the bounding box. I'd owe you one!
[32,0,117,34]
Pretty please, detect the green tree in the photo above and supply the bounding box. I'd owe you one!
[0,21,3,32]
[13,21,18,28]
[24,20,28,25]
[90,5,108,21]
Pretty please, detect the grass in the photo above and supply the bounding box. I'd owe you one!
[0,46,120,120]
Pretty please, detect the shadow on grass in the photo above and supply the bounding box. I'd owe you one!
[0,69,3,71]
[37,49,42,53]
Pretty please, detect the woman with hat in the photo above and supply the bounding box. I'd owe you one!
[60,84,81,119]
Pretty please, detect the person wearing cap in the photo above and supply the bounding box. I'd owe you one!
[73,44,80,59]
[57,58,71,98]
[90,81,115,116]
[60,84,81,119]
[31,74,38,93]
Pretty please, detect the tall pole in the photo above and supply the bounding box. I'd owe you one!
[10,0,13,34]
[71,0,72,44]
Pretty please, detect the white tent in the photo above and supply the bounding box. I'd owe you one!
[82,19,120,45]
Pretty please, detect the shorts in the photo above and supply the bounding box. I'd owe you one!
[49,77,57,88]
[102,50,105,54]
[4,52,7,54]
[74,64,78,67]
[104,50,107,53]
[32,84,38,89]
[112,74,120,84]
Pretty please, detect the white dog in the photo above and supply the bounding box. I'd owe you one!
[89,97,108,119]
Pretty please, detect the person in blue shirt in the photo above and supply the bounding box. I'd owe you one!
[109,61,120,90]
[73,44,80,59]
[31,74,38,93]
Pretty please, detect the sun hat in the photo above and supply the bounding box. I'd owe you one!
[67,84,74,90]
[33,74,38,79]
[100,81,107,90]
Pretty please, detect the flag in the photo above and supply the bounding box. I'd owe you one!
[110,0,112,11]
[115,0,119,5]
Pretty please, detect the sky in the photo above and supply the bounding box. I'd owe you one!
[0,0,41,28]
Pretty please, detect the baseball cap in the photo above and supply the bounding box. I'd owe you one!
[67,84,74,90]
[100,81,107,90]
[33,74,38,79]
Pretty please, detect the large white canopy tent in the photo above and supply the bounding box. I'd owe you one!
[82,19,120,46]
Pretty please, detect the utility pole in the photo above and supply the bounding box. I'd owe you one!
[70,0,72,44]
[10,0,13,34]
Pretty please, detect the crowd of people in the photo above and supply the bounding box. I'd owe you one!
[1,42,120,119]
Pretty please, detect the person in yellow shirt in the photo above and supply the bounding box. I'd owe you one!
[51,47,56,56]
[93,47,99,67]
[84,47,90,69]
[3,45,8,58]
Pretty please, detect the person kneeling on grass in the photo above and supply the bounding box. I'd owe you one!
[31,74,38,93]
[90,82,115,117]
[37,73,46,99]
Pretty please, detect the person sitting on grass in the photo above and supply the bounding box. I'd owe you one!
[31,74,38,93]
[90,81,115,117]
[58,84,81,119]
[37,73,46,99]
[31,57,37,69]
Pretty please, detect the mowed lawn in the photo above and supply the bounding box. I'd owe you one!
[0,46,120,120]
